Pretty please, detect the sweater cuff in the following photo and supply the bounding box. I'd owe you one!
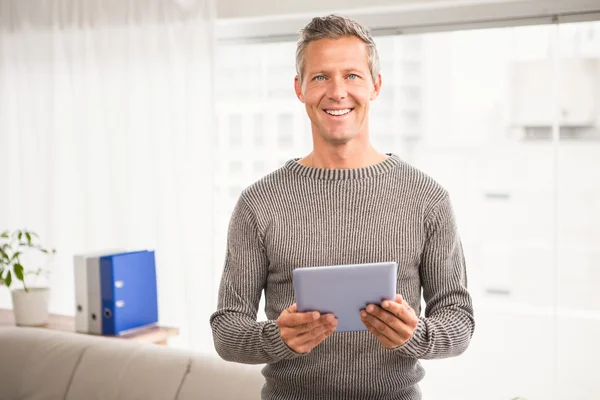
[393,318,426,358]
[263,321,306,362]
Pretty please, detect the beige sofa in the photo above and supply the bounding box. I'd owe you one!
[0,326,264,400]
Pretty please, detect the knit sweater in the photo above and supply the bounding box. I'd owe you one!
[209,154,475,400]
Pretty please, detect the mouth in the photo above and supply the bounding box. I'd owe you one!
[323,108,353,117]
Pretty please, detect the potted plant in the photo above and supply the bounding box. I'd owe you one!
[0,229,56,326]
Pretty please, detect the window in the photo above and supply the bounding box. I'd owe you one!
[277,115,294,148]
[253,114,264,146]
[215,20,600,400]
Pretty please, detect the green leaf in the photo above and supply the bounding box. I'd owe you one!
[17,231,22,241]
[14,264,24,281]
[11,251,21,261]
[0,231,8,239]
[5,270,12,287]
[25,232,32,244]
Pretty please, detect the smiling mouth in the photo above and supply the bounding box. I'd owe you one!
[323,108,353,116]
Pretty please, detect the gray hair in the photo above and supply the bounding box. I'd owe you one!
[296,14,380,83]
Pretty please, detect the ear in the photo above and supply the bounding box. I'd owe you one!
[370,74,382,101]
[294,75,305,103]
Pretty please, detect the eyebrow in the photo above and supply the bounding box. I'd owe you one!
[307,69,363,76]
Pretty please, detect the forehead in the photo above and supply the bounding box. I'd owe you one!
[303,36,370,72]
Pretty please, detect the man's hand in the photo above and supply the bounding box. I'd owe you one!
[277,303,338,354]
[360,294,418,349]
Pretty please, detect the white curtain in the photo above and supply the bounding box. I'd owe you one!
[0,0,217,351]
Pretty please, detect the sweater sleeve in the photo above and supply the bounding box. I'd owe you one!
[209,195,302,364]
[394,194,475,359]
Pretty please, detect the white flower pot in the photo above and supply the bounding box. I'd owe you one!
[11,287,50,326]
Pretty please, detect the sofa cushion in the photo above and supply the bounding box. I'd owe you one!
[0,326,265,400]
[65,339,191,400]
[177,355,264,400]
[0,327,90,400]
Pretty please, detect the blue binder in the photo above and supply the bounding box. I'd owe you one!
[100,250,158,335]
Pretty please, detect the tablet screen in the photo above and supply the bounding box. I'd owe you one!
[293,261,398,332]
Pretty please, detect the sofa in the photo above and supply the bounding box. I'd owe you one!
[0,326,265,400]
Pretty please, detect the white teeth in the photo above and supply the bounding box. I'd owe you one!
[325,109,351,116]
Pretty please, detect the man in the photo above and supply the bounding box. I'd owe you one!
[210,14,475,400]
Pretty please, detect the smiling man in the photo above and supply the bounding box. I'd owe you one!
[210,14,475,400]
[294,34,384,168]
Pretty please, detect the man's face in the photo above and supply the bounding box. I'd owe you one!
[294,36,381,145]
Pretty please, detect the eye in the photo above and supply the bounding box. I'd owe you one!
[348,74,359,80]
[313,75,325,82]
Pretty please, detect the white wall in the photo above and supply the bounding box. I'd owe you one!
[216,0,444,19]
[215,0,600,42]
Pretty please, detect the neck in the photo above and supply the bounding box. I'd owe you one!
[299,140,387,169]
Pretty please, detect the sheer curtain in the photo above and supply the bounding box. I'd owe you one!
[0,0,217,351]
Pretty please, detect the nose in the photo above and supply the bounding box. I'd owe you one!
[327,77,347,102]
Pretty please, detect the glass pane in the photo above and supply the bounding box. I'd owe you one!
[374,26,557,400]
[213,41,307,293]
[556,20,600,400]
[214,19,600,400]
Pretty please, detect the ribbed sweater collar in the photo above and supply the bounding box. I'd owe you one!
[284,153,401,180]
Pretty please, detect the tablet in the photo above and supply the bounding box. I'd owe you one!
[292,261,398,332]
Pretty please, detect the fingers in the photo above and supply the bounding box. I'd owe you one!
[360,308,406,348]
[360,296,419,348]
[287,313,336,336]
[277,305,338,354]
[380,298,418,329]
[278,309,335,330]
[362,319,398,348]
[277,305,320,328]
[287,323,336,353]
[395,294,404,304]
[306,326,335,349]
[394,294,416,314]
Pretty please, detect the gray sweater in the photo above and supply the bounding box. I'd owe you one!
[210,154,475,400]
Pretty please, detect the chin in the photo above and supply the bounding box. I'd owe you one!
[324,129,358,142]
[324,135,355,145]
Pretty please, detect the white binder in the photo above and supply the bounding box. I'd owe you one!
[73,249,125,334]
[73,254,89,333]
